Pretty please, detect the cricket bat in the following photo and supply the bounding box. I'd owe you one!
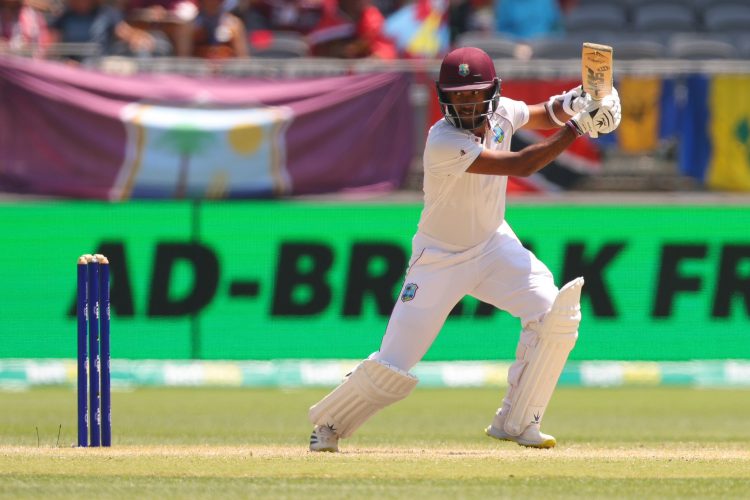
[581,42,613,138]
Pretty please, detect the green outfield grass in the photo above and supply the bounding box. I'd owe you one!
[1,387,750,498]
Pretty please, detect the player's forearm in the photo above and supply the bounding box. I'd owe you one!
[467,125,578,177]
[513,125,578,176]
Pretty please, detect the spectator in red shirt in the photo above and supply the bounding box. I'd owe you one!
[0,0,50,56]
[308,0,396,59]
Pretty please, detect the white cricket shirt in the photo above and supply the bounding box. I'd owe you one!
[417,97,529,250]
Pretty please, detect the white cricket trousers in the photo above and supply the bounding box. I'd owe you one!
[373,222,558,372]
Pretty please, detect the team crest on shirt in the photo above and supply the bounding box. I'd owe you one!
[401,283,418,302]
[458,64,470,77]
[492,125,505,143]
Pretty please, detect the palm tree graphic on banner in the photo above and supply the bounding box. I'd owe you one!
[155,124,218,198]
[114,103,292,200]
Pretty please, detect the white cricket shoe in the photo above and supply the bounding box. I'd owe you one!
[309,424,339,452]
[485,423,556,448]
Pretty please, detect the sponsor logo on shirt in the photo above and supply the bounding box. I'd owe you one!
[492,125,505,144]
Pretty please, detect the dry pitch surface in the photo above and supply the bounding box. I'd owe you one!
[1,387,749,498]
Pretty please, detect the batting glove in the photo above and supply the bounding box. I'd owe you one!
[568,91,621,138]
[546,85,591,126]
[561,85,590,115]
[595,88,621,134]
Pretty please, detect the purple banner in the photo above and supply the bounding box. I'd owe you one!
[0,56,413,199]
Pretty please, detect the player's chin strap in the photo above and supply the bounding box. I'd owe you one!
[309,358,418,438]
[502,277,584,436]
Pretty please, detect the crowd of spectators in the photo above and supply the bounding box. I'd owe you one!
[2,0,748,62]
[0,0,582,61]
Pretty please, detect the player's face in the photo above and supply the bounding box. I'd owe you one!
[446,89,483,106]
[445,89,491,129]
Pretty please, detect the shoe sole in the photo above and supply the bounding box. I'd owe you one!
[309,446,338,453]
[484,426,556,449]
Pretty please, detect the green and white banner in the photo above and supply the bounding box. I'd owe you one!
[0,202,748,361]
[2,359,749,389]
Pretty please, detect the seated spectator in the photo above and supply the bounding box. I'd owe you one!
[494,0,562,40]
[49,0,119,57]
[124,0,198,55]
[0,0,50,56]
[183,0,247,58]
[50,0,166,58]
[308,0,396,59]
[248,0,324,34]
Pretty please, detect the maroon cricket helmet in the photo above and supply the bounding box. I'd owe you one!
[436,47,502,129]
[438,47,499,91]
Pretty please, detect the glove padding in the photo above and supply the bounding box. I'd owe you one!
[595,88,620,134]
[569,88,621,138]
[547,85,591,126]
[561,85,589,115]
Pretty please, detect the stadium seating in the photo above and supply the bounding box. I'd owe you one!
[632,4,699,35]
[667,37,738,59]
[454,32,518,59]
[737,34,750,59]
[557,0,750,60]
[702,3,750,36]
[563,5,628,33]
[528,37,584,59]
[610,39,666,60]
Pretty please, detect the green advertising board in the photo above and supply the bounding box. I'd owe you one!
[1,202,748,361]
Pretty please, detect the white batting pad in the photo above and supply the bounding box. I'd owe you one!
[503,277,584,436]
[308,359,418,438]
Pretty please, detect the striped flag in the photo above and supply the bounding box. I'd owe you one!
[707,76,750,191]
[384,0,450,58]
[679,74,750,191]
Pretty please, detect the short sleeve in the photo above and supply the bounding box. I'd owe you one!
[499,97,529,131]
[423,124,483,177]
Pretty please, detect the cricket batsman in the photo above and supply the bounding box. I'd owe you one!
[308,47,621,452]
